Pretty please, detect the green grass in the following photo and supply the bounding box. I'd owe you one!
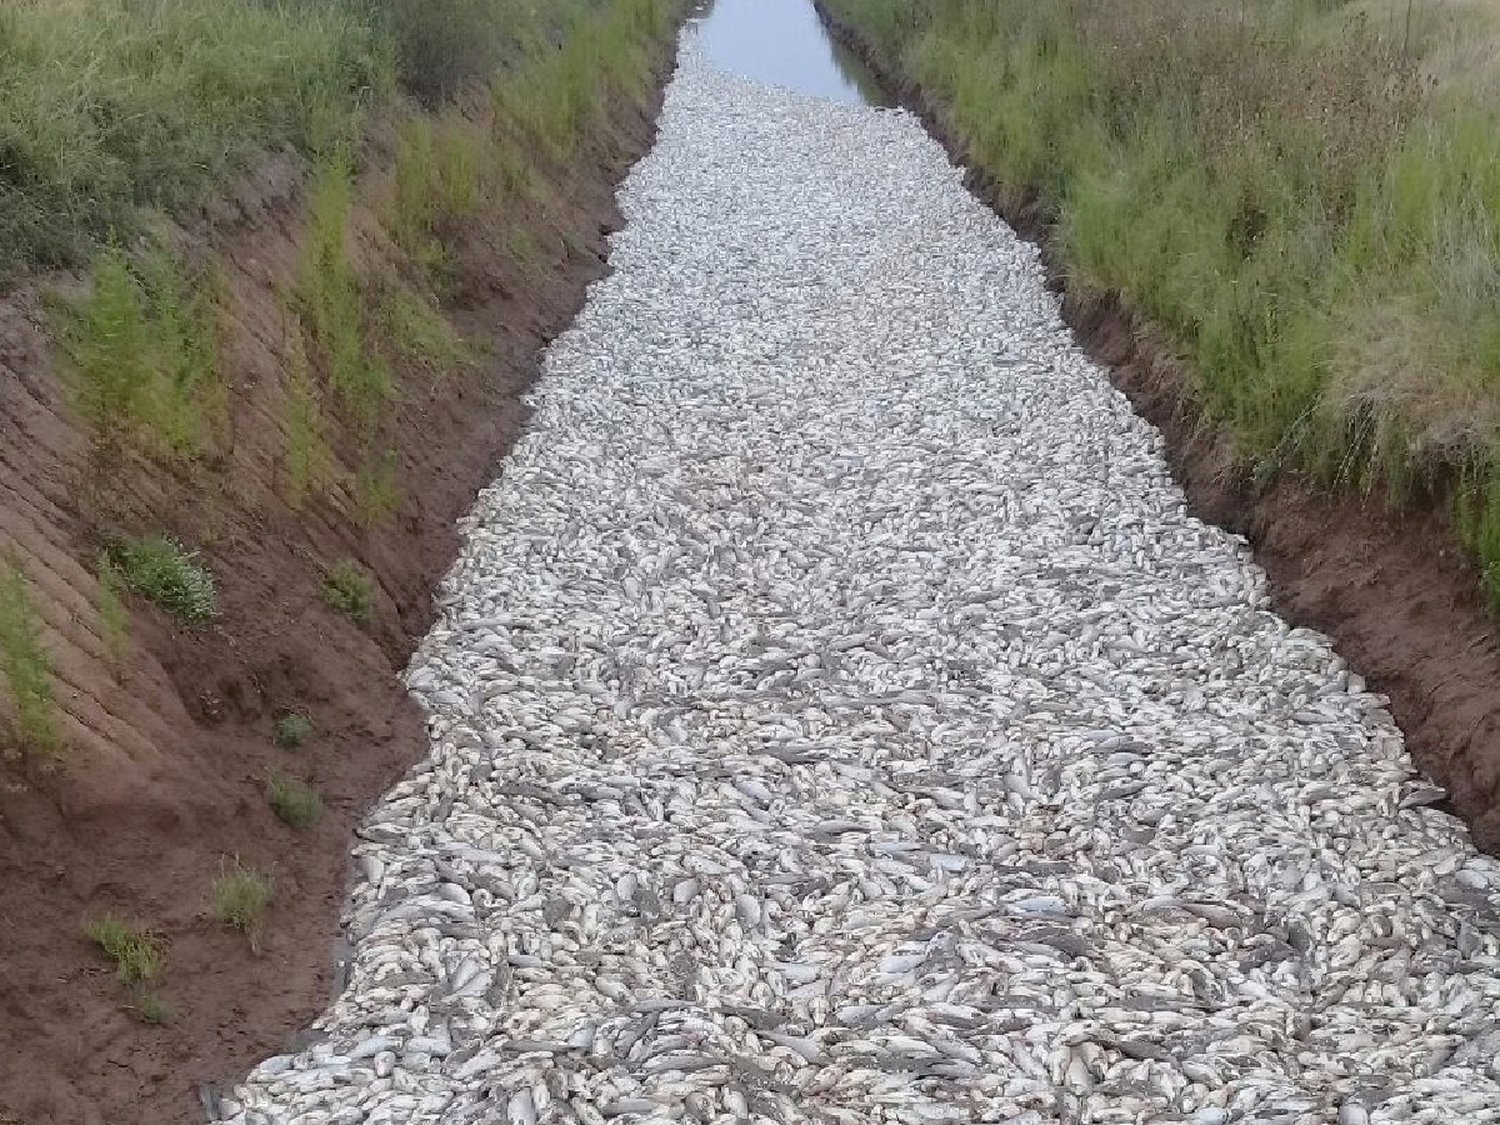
[296,156,391,426]
[274,712,314,749]
[95,555,130,666]
[266,768,323,829]
[0,0,389,277]
[827,0,1500,606]
[322,560,374,624]
[129,992,172,1025]
[59,244,223,458]
[0,557,60,757]
[377,285,476,373]
[281,326,335,511]
[210,858,274,950]
[111,536,216,625]
[84,916,164,985]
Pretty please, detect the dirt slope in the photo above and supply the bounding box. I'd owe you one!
[814,2,1500,855]
[0,52,680,1125]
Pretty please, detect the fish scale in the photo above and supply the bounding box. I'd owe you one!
[227,33,1500,1125]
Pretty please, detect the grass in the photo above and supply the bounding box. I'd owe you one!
[826,0,1500,607]
[110,536,216,625]
[295,156,391,426]
[129,992,172,1025]
[353,449,404,527]
[322,560,374,624]
[95,555,130,666]
[266,768,323,829]
[274,712,314,749]
[84,916,164,985]
[58,244,224,458]
[281,323,334,511]
[0,556,60,757]
[0,0,389,277]
[376,284,476,372]
[210,858,274,950]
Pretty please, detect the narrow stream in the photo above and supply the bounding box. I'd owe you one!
[689,0,888,107]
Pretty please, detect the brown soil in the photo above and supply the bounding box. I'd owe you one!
[816,2,1500,854]
[0,45,680,1125]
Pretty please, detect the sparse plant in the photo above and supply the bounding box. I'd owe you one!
[210,858,275,950]
[282,325,335,510]
[296,156,390,426]
[84,916,164,985]
[274,712,314,749]
[322,560,374,625]
[0,557,60,757]
[354,449,404,527]
[266,768,322,829]
[130,992,172,1025]
[60,245,224,458]
[111,536,216,625]
[95,555,130,666]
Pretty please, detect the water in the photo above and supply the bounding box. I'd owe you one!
[689,0,888,107]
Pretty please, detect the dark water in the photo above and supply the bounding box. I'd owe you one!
[689,0,889,107]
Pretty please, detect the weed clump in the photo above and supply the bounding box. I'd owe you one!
[322,561,374,625]
[84,916,164,985]
[95,555,130,665]
[266,768,323,829]
[60,245,224,457]
[274,712,314,749]
[210,858,275,950]
[111,537,216,625]
[0,558,60,757]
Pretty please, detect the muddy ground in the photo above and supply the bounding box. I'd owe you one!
[814,2,1500,855]
[0,48,679,1125]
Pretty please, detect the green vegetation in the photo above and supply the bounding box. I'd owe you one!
[111,536,216,625]
[295,157,392,426]
[282,327,335,511]
[0,557,60,757]
[0,0,387,276]
[95,555,131,666]
[59,245,223,457]
[266,768,323,829]
[826,0,1500,604]
[210,858,274,950]
[274,712,314,750]
[84,916,164,985]
[377,284,476,372]
[322,561,374,625]
[129,992,172,1025]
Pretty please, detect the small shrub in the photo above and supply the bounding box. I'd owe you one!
[84,916,164,985]
[266,768,322,829]
[275,711,314,749]
[112,537,216,625]
[62,246,224,458]
[322,560,373,624]
[0,557,60,757]
[210,858,274,950]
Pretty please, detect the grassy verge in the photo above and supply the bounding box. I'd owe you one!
[824,0,1500,603]
[0,0,387,278]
